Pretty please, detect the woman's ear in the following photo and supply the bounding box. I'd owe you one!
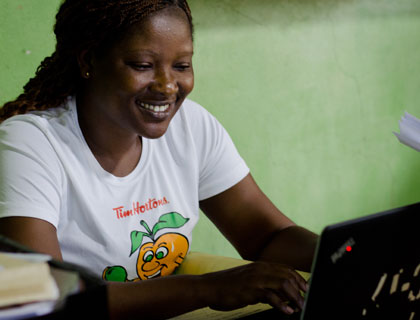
[77,49,94,79]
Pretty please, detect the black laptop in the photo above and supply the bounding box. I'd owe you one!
[242,201,420,320]
[300,201,420,320]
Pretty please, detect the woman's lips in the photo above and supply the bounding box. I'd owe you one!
[136,101,173,120]
[139,102,170,112]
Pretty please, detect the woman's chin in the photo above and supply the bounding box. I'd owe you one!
[138,123,171,139]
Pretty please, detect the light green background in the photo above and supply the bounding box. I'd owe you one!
[1,0,420,258]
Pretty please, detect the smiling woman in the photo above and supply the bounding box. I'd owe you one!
[79,6,194,136]
[76,6,194,175]
[0,0,318,319]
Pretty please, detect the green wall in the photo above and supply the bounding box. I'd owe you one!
[1,0,420,258]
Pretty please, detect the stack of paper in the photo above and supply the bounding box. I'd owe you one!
[0,253,59,319]
[394,112,420,151]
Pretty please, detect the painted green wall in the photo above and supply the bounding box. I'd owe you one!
[1,0,420,258]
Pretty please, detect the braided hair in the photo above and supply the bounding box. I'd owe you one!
[0,0,193,122]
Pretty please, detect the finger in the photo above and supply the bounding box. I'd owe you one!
[281,278,306,310]
[287,268,309,293]
[271,276,305,310]
[259,264,306,309]
[265,289,295,315]
[271,264,308,293]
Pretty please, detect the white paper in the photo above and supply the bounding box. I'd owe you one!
[0,252,52,264]
[0,301,55,320]
[393,112,420,151]
[0,253,58,319]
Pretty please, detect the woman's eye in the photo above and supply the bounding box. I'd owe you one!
[174,64,191,71]
[130,63,152,71]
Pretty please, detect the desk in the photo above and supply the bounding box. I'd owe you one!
[240,308,301,320]
[173,307,301,320]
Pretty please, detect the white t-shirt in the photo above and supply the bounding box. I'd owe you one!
[0,97,249,280]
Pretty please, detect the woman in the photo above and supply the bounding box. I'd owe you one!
[0,0,318,318]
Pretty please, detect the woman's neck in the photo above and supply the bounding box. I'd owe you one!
[76,95,143,177]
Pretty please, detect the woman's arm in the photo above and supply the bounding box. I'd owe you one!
[199,173,318,271]
[196,173,319,315]
[108,259,308,319]
[0,217,63,260]
[0,215,308,318]
[0,217,206,318]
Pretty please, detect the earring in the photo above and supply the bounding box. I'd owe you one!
[85,71,90,79]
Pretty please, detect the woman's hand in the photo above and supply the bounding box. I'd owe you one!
[200,261,307,315]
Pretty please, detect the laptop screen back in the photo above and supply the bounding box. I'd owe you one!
[301,202,420,320]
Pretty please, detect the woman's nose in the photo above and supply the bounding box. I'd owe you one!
[151,70,178,96]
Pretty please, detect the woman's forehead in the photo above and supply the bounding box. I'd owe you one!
[116,8,193,49]
[126,6,192,38]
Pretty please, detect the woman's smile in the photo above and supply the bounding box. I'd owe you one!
[136,100,174,121]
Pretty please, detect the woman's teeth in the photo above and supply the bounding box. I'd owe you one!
[140,102,169,112]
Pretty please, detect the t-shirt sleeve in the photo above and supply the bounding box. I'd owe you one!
[0,118,62,227]
[187,101,250,200]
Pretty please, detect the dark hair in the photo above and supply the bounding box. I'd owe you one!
[0,0,193,122]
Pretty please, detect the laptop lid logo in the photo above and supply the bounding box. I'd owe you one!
[361,263,420,318]
[330,237,355,264]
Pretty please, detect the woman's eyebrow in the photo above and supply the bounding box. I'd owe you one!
[125,49,157,56]
[124,49,194,56]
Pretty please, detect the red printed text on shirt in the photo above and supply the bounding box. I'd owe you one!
[113,197,170,220]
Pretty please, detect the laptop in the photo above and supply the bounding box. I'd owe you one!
[300,201,420,320]
[242,201,420,320]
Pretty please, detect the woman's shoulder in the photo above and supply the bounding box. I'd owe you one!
[0,98,75,146]
[168,98,231,151]
[181,98,216,115]
[176,98,220,128]
[1,98,74,131]
[0,113,48,143]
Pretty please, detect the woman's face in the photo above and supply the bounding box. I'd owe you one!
[83,7,194,139]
